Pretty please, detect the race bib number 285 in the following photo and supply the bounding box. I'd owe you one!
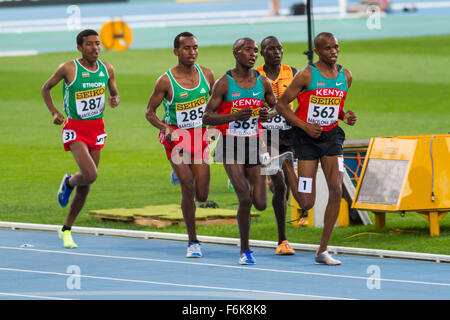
[175,96,206,129]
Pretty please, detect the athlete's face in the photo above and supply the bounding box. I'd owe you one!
[175,36,198,66]
[78,35,101,62]
[262,38,283,66]
[235,40,258,68]
[315,36,339,65]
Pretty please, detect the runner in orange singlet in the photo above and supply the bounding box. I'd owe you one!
[256,36,297,256]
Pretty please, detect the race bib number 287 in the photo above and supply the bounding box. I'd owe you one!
[75,87,106,119]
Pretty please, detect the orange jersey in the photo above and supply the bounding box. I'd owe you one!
[256,64,295,130]
[256,64,294,107]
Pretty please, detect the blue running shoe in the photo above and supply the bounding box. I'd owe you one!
[57,174,73,207]
[170,170,180,185]
[239,250,256,265]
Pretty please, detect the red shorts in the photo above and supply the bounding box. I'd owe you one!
[62,118,107,151]
[159,125,209,161]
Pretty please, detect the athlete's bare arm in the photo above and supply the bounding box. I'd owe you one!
[341,68,357,126]
[104,62,120,108]
[202,75,252,126]
[291,66,298,76]
[41,62,75,125]
[345,68,352,89]
[199,66,216,93]
[145,74,179,142]
[260,76,277,122]
[276,66,323,138]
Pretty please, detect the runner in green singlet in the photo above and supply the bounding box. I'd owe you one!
[146,32,215,258]
[41,29,120,249]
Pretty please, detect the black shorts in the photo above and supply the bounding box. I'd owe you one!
[263,128,295,155]
[292,125,345,160]
[213,134,266,168]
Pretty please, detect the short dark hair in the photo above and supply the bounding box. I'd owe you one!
[314,32,335,49]
[174,32,195,49]
[76,29,99,46]
[233,37,255,53]
[260,36,279,52]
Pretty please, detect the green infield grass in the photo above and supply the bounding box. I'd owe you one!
[0,35,449,255]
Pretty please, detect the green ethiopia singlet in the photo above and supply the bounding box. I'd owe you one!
[163,64,210,129]
[63,59,109,120]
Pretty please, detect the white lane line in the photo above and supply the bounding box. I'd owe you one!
[0,267,350,300]
[0,8,364,34]
[0,292,72,300]
[4,1,450,28]
[0,246,449,287]
[0,10,268,27]
[0,50,38,57]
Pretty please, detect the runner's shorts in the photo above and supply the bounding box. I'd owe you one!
[213,134,267,168]
[263,128,295,155]
[292,125,345,160]
[159,125,209,161]
[62,118,107,151]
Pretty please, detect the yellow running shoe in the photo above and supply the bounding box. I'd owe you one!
[275,240,295,255]
[58,230,78,249]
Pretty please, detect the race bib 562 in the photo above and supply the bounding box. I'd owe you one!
[307,95,341,126]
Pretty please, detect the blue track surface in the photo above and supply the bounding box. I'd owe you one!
[1,229,449,300]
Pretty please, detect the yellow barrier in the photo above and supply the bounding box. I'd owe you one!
[352,134,450,236]
[291,196,350,228]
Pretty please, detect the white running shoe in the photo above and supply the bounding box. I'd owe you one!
[315,251,341,266]
[186,242,202,258]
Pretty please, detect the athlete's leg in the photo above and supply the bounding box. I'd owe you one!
[67,142,99,187]
[64,141,101,228]
[297,160,319,210]
[317,155,344,254]
[170,160,198,243]
[282,158,294,202]
[224,163,253,253]
[269,170,288,244]
[191,162,210,203]
[246,165,267,212]
[281,158,299,200]
[265,137,289,243]
[284,159,319,212]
